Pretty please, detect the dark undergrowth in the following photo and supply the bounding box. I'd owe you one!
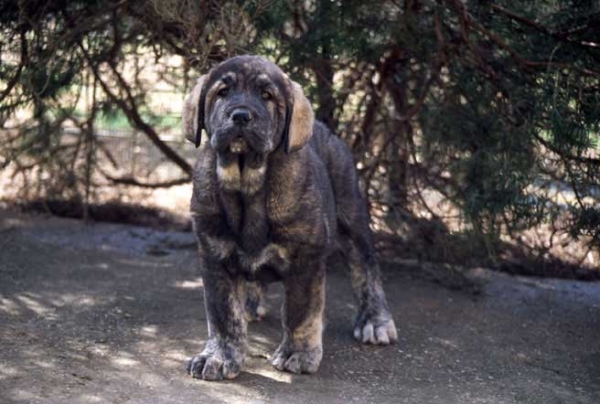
[14,198,192,232]
[375,218,600,282]
[9,198,600,282]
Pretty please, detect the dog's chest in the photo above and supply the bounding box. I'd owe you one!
[220,188,271,252]
[217,191,290,279]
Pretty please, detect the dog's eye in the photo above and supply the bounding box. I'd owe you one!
[217,88,229,97]
[261,91,272,100]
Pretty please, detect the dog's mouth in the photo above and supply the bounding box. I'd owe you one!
[212,124,271,157]
[229,137,249,154]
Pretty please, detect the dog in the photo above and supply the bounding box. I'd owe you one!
[183,55,397,380]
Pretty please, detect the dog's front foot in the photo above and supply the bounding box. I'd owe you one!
[187,340,244,381]
[354,307,398,345]
[270,343,323,374]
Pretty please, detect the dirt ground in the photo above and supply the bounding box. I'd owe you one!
[1,210,599,404]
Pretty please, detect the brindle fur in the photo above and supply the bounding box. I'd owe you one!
[184,55,396,380]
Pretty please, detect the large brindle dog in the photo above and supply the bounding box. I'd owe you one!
[183,55,396,380]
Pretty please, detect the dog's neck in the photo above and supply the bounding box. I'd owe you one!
[213,144,309,195]
[215,152,267,196]
[216,145,308,218]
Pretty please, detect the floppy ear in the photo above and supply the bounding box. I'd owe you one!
[283,81,315,154]
[182,75,206,148]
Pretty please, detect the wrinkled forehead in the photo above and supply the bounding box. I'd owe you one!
[207,56,289,91]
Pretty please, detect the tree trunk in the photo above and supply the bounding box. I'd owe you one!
[386,60,411,209]
[313,0,336,129]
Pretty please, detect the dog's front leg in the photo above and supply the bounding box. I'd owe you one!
[187,260,247,381]
[271,260,325,374]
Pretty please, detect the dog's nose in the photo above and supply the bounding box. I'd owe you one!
[231,108,252,126]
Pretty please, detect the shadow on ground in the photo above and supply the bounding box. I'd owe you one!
[1,212,599,404]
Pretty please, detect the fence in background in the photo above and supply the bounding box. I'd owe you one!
[62,114,196,182]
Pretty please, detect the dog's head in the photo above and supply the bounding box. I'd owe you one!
[182,55,314,156]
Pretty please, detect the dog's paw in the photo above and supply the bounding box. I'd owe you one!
[270,344,322,374]
[354,311,398,345]
[187,342,244,381]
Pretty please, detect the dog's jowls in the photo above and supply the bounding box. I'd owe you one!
[182,55,397,381]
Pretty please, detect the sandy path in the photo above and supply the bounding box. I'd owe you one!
[1,212,599,403]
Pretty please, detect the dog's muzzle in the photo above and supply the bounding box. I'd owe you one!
[225,107,252,154]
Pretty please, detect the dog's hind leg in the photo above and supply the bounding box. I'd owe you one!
[325,136,397,345]
[342,230,397,345]
[244,281,268,322]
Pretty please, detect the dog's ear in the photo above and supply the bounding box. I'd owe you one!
[182,75,207,148]
[283,81,315,154]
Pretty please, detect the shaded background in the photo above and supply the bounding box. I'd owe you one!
[1,0,599,277]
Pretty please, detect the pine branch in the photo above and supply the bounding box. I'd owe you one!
[78,43,193,176]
